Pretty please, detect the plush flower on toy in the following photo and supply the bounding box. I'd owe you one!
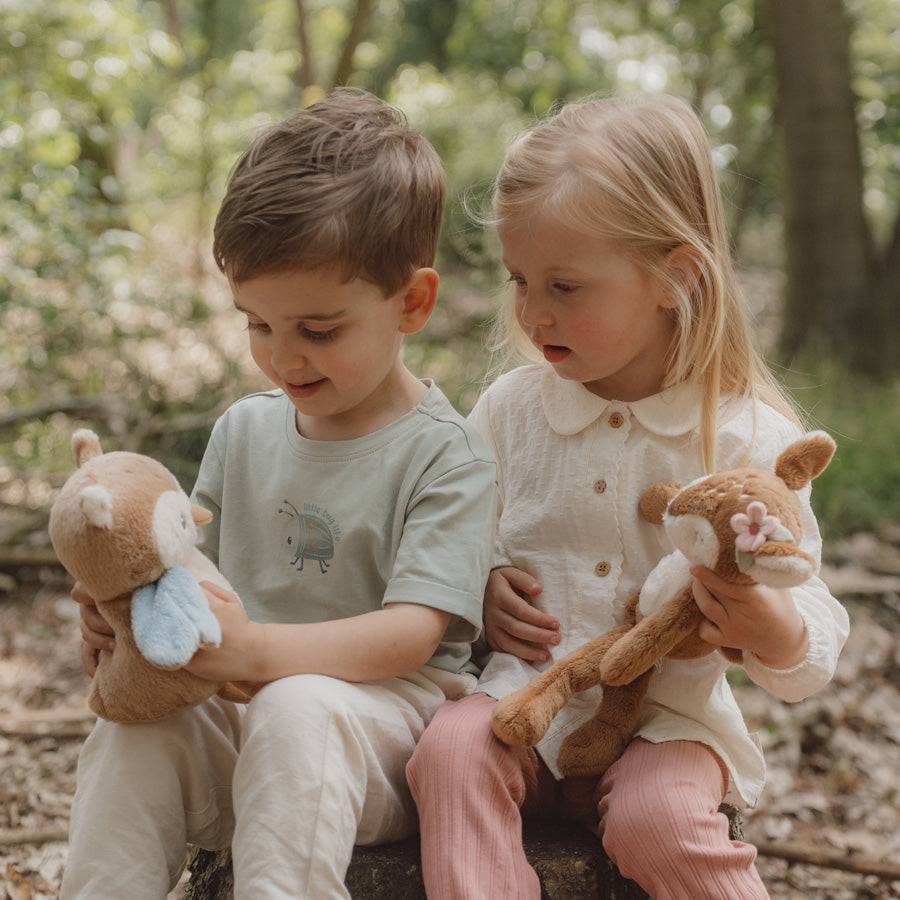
[49,429,253,723]
[491,430,836,777]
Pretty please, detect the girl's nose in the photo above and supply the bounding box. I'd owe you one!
[517,292,553,328]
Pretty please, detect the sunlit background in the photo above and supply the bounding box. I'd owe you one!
[2,0,899,543]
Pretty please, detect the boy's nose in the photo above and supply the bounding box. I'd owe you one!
[271,334,306,372]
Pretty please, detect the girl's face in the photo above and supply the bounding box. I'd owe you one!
[498,215,678,402]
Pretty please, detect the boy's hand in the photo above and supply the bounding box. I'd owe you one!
[484,566,559,662]
[184,581,265,683]
[690,565,808,669]
[72,581,114,677]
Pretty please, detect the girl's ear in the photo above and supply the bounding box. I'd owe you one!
[398,267,439,334]
[664,245,704,306]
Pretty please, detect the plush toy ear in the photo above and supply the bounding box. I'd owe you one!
[639,482,681,524]
[774,431,836,491]
[78,484,114,530]
[72,428,103,468]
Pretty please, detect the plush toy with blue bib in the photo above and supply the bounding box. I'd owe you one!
[49,429,252,722]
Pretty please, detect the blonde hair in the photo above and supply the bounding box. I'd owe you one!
[213,88,446,297]
[490,93,800,471]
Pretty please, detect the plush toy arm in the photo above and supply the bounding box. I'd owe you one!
[132,566,223,669]
[600,586,704,686]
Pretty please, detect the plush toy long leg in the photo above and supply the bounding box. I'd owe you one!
[491,623,631,749]
[557,667,654,777]
[600,586,705,686]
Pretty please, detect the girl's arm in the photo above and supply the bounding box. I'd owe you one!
[690,566,808,668]
[483,566,560,662]
[691,566,849,702]
[186,581,452,684]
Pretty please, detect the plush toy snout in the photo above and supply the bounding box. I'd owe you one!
[742,539,816,587]
[663,513,719,569]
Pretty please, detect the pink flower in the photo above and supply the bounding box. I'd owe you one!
[730,501,781,553]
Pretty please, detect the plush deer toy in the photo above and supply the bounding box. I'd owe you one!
[491,430,836,777]
[49,429,253,723]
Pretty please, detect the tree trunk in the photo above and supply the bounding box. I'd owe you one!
[765,0,889,374]
[294,0,316,92]
[332,0,377,88]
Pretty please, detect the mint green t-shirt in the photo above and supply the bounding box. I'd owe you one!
[192,383,497,676]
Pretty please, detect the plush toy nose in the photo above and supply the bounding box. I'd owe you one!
[192,504,213,527]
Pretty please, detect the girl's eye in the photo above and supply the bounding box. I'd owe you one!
[506,274,526,289]
[246,320,270,334]
[553,281,577,294]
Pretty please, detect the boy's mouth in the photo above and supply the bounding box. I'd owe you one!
[285,378,327,399]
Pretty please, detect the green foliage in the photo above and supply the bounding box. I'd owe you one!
[1,0,898,542]
[785,366,900,539]
[846,0,900,242]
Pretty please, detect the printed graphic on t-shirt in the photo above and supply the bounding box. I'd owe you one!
[278,499,340,574]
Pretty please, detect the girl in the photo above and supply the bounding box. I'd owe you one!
[406,94,849,900]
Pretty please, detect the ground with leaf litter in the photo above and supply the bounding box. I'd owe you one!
[2,530,899,899]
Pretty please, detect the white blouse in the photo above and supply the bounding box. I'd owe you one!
[470,364,849,806]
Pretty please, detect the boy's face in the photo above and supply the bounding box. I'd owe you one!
[231,267,425,441]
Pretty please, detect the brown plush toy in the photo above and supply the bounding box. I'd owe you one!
[49,429,253,723]
[491,430,836,777]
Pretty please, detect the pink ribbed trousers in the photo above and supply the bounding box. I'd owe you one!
[406,692,768,900]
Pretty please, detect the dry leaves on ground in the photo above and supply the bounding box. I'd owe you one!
[2,530,900,899]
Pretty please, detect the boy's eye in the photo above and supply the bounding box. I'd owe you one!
[246,320,270,333]
[302,327,339,342]
[553,281,577,294]
[506,274,526,289]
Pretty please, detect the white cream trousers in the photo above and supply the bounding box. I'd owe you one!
[61,669,469,900]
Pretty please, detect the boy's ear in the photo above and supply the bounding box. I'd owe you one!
[398,268,439,334]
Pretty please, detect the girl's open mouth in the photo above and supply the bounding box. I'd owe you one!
[542,345,572,363]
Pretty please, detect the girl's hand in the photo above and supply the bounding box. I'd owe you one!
[484,567,559,662]
[184,581,265,683]
[72,581,114,677]
[690,566,808,669]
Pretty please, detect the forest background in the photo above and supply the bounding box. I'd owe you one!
[1,0,900,546]
[2,2,900,898]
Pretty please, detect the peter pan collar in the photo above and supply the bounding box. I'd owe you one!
[539,365,704,437]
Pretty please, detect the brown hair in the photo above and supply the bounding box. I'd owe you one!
[490,94,800,470]
[213,88,446,297]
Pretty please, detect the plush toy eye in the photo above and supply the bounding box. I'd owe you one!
[154,491,198,568]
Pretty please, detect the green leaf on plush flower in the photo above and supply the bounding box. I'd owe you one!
[768,525,795,544]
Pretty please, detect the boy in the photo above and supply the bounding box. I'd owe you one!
[63,89,497,900]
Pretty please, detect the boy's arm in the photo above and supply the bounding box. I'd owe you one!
[187,582,451,683]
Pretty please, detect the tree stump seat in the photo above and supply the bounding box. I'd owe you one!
[184,806,742,899]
